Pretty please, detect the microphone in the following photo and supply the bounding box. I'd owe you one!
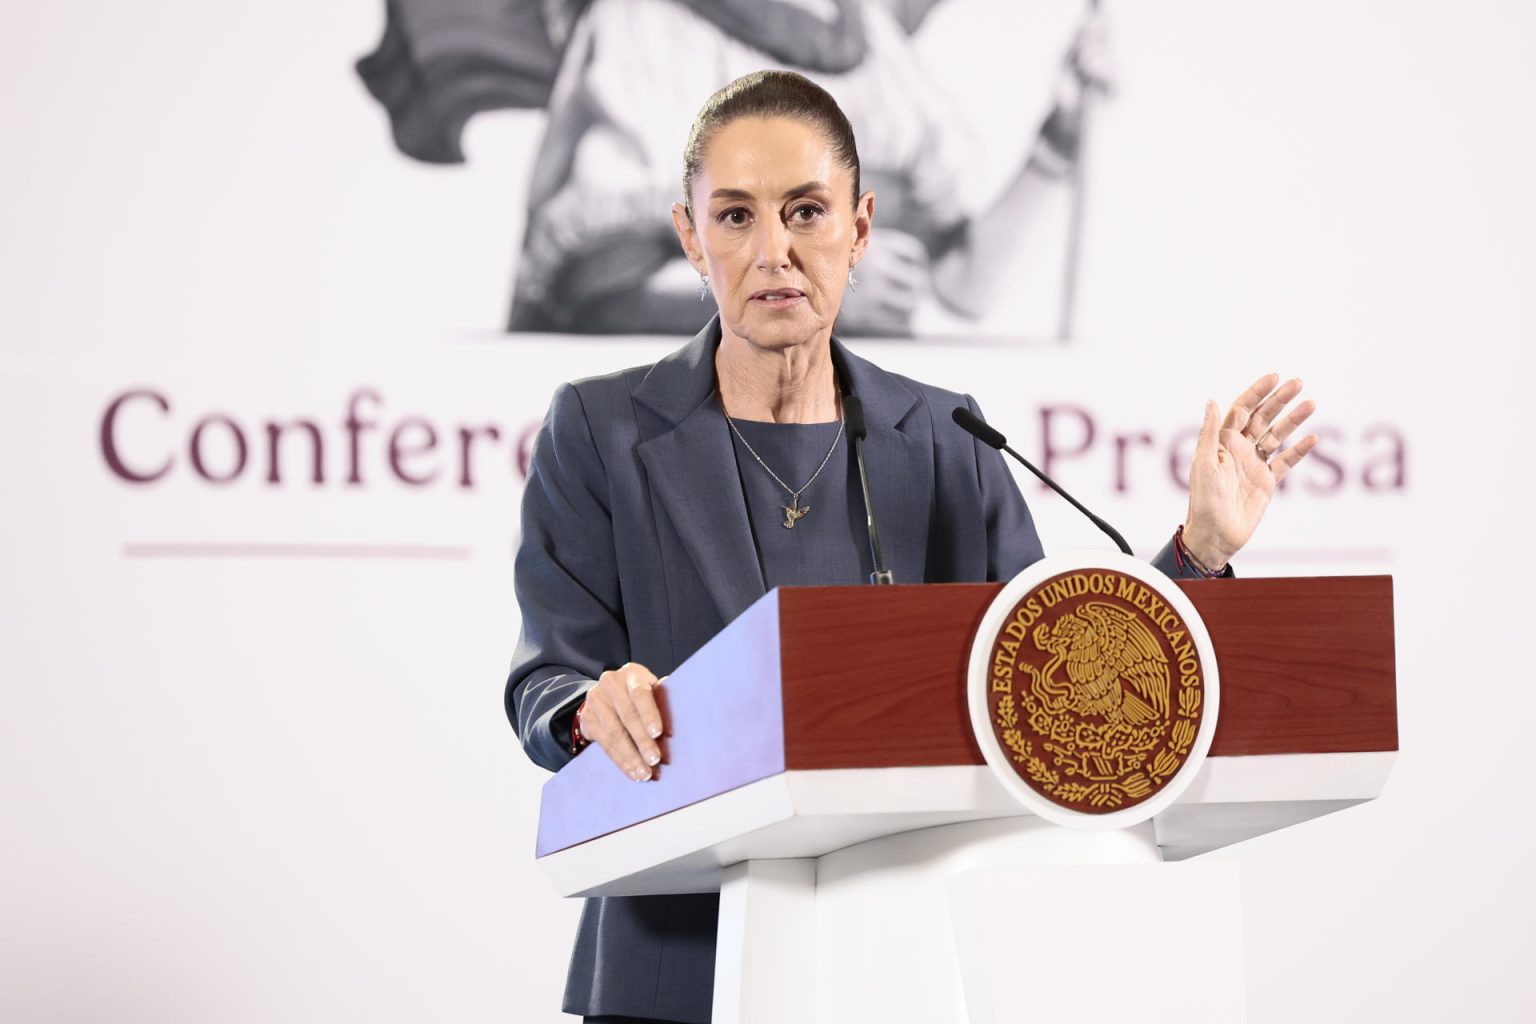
[843,394,894,584]
[951,405,1133,557]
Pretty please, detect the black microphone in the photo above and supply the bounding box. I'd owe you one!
[951,405,1134,557]
[844,394,894,584]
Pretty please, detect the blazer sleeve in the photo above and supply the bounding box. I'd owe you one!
[504,382,631,772]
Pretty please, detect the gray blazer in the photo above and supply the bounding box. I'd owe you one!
[505,317,1198,1022]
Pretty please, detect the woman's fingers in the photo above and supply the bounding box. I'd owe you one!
[1222,373,1281,434]
[1223,377,1318,472]
[1263,398,1317,446]
[584,700,649,781]
[1270,433,1320,483]
[629,676,666,741]
[1247,378,1302,437]
[589,663,666,782]
[612,680,663,767]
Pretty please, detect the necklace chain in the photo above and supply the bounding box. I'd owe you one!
[725,412,845,517]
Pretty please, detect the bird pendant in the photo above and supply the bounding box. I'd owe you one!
[781,499,810,529]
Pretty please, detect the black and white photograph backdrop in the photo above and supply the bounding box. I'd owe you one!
[2,1,1532,1021]
[359,0,1106,338]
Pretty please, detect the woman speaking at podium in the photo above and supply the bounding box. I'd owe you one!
[505,70,1317,1024]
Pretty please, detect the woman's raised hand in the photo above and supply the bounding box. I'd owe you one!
[1182,374,1319,570]
[580,662,666,782]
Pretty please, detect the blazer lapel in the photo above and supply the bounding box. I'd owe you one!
[635,318,767,624]
[832,339,934,585]
[631,320,938,619]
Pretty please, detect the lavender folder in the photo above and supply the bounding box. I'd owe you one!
[535,589,787,858]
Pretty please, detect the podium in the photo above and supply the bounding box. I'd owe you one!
[535,577,1396,1022]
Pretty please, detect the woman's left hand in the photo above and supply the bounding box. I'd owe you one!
[1182,374,1319,570]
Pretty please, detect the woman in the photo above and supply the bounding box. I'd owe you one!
[505,70,1317,1024]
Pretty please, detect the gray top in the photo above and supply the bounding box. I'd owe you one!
[725,412,868,589]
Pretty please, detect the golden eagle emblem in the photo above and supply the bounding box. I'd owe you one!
[982,569,1207,814]
[1032,602,1171,727]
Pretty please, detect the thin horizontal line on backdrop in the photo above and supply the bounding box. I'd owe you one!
[122,542,473,561]
[1204,547,1393,563]
[125,542,1387,565]
[1131,547,1394,564]
[452,330,1069,350]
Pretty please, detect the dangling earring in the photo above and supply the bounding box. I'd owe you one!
[847,268,859,291]
[698,275,710,301]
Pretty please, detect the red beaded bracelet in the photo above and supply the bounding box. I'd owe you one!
[569,698,591,755]
[1174,525,1227,578]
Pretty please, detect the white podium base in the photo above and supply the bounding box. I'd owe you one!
[713,818,1246,1024]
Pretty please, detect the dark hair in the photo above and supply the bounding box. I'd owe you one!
[682,70,861,217]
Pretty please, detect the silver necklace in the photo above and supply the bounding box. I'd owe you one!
[725,412,845,529]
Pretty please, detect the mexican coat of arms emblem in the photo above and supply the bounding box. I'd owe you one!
[969,555,1220,827]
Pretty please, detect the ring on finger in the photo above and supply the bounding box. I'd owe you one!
[1254,430,1277,461]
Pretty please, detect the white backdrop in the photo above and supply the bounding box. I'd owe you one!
[2,1,1534,1021]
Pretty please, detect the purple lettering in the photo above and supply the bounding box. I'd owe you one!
[389,418,439,486]
[100,388,172,483]
[344,389,380,486]
[1113,432,1153,493]
[1302,426,1345,495]
[1361,425,1407,491]
[516,421,539,480]
[458,424,502,489]
[265,420,324,485]
[1168,426,1200,491]
[190,414,248,483]
[1039,404,1094,485]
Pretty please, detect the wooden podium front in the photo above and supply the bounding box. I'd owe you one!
[534,578,1396,1022]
